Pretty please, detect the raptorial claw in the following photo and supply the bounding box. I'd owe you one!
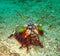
[8,34,13,38]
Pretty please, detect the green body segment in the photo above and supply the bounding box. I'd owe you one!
[18,26,26,33]
[37,25,43,31]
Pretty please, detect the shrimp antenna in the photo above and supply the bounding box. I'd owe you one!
[15,10,27,21]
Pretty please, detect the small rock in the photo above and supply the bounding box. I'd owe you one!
[10,53,20,56]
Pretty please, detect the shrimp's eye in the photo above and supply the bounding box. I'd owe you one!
[28,26,32,29]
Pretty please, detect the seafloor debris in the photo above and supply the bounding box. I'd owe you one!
[56,45,60,52]
[10,53,20,56]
